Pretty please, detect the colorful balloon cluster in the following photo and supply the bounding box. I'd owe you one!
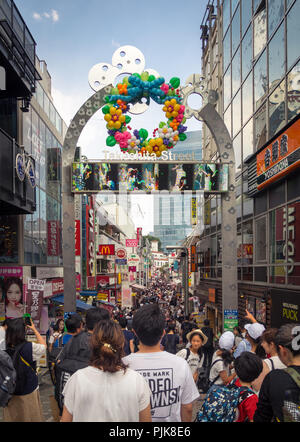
[102,72,187,157]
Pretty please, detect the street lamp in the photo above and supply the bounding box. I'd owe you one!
[166,245,189,316]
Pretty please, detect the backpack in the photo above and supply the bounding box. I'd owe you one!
[0,349,17,407]
[281,367,300,423]
[196,381,252,422]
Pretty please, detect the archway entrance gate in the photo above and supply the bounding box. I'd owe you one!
[62,46,237,331]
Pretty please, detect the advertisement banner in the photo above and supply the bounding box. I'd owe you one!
[191,197,197,226]
[126,239,139,248]
[224,309,238,331]
[121,281,132,308]
[96,275,109,288]
[190,245,196,272]
[0,267,24,320]
[26,279,45,329]
[86,196,95,279]
[98,244,115,256]
[75,220,81,256]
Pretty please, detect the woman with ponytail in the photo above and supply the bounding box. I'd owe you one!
[60,320,151,422]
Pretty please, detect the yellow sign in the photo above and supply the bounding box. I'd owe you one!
[204,199,211,225]
[132,292,137,297]
[97,293,108,301]
[191,197,197,225]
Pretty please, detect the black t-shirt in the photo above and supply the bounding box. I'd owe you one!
[201,327,214,348]
[161,333,179,354]
[254,365,300,422]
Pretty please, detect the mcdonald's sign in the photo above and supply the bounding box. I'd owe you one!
[98,244,115,256]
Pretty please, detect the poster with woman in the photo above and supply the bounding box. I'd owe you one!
[0,267,24,319]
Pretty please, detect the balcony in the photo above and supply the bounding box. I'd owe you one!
[0,127,36,214]
[0,0,40,98]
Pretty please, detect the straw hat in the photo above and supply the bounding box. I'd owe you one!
[186,329,208,346]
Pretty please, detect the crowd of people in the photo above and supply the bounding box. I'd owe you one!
[0,276,299,423]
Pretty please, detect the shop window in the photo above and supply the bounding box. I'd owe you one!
[242,219,253,265]
[269,181,285,209]
[242,266,253,281]
[269,265,286,284]
[288,267,300,286]
[269,207,285,264]
[287,171,300,202]
[255,266,268,282]
[255,215,267,262]
[0,216,18,263]
[254,190,267,215]
[286,201,300,282]
[287,61,300,123]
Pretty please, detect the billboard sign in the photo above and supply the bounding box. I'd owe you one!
[98,244,115,256]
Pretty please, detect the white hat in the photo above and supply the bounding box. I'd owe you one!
[245,323,265,340]
[219,331,235,350]
[186,329,208,346]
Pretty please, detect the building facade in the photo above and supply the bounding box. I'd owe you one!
[199,0,300,330]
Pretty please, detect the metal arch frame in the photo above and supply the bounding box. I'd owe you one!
[62,76,237,324]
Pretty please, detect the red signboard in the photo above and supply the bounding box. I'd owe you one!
[116,248,126,259]
[98,244,115,256]
[75,220,81,256]
[86,197,95,278]
[126,239,139,248]
[47,221,60,256]
[96,275,110,287]
[190,245,196,272]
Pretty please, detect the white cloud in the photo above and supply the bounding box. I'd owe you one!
[33,12,42,20]
[33,10,59,23]
[112,39,121,48]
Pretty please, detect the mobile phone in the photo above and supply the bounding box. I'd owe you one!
[23,314,32,326]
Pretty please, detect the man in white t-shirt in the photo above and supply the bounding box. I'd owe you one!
[123,304,199,422]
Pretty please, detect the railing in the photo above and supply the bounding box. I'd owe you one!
[0,0,40,91]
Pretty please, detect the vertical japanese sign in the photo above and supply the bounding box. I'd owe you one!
[86,196,95,288]
[191,197,197,226]
[26,278,45,329]
[190,245,196,272]
[47,221,60,256]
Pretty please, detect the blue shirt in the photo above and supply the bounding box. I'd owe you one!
[233,339,252,358]
[53,333,72,348]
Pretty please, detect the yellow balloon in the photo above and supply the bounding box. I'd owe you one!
[171,111,178,118]
[110,107,116,115]
[104,114,111,122]
[157,138,163,146]
[108,121,114,129]
[156,151,162,157]
[114,121,121,130]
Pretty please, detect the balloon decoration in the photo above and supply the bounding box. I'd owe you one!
[102,73,188,157]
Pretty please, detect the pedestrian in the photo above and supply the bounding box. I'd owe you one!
[254,323,300,422]
[176,329,207,385]
[3,317,46,422]
[161,323,180,354]
[251,328,287,393]
[181,315,196,346]
[123,304,199,422]
[48,318,65,354]
[209,331,236,387]
[233,325,243,348]
[201,319,215,368]
[0,318,8,350]
[233,322,265,359]
[54,308,109,414]
[118,317,134,355]
[60,319,151,422]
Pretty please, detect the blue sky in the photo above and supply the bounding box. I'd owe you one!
[15,0,207,233]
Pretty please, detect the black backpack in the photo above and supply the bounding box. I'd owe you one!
[0,349,17,407]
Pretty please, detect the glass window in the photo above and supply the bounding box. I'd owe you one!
[40,190,47,264]
[39,119,46,189]
[253,0,261,13]
[231,4,240,56]
[31,109,40,187]
[224,105,232,137]
[242,72,253,125]
[288,170,300,201]
[269,80,286,138]
[269,181,285,209]
[285,201,300,285]
[254,191,268,215]
[22,107,31,155]
[242,25,252,81]
[233,131,242,172]
[0,216,18,263]
[223,0,231,36]
[56,112,62,135]
[254,102,267,150]
[36,83,44,109]
[232,47,241,97]
[269,23,285,90]
[254,50,267,110]
[255,216,267,262]
[24,236,33,265]
[242,219,253,267]
[268,0,284,37]
[255,267,268,282]
[287,61,300,123]
[243,175,254,218]
[50,102,56,127]
[232,90,241,136]
[224,66,232,110]
[43,93,50,118]
[232,0,239,15]
[253,6,267,59]
[223,28,231,72]
[241,0,252,37]
[243,118,254,161]
[287,0,300,70]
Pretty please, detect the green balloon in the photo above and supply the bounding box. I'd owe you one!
[179,133,187,141]
[106,136,116,147]
[111,87,119,95]
[148,75,155,82]
[182,117,187,124]
[139,129,148,140]
[141,71,149,81]
[170,77,180,89]
[159,122,166,128]
[123,77,129,85]
[125,115,131,124]
[102,105,110,115]
[132,73,141,79]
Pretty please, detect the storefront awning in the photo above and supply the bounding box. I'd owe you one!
[51,295,93,311]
